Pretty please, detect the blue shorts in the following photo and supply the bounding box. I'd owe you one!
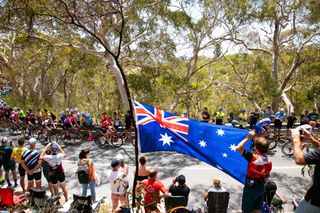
[242,183,264,212]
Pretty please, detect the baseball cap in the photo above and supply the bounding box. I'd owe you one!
[29,137,37,144]
[1,137,8,144]
[111,159,120,168]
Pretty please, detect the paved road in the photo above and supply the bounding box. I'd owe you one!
[2,131,312,212]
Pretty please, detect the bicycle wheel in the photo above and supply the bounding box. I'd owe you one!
[268,140,277,150]
[281,141,294,156]
[39,132,48,144]
[94,135,107,146]
[111,136,123,148]
[70,133,82,145]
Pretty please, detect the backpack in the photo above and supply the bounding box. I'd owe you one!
[77,161,90,184]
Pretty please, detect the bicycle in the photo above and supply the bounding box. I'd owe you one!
[39,128,58,144]
[60,127,85,145]
[281,139,313,156]
[93,126,124,148]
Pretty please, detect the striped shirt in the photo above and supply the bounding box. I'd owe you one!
[21,149,40,169]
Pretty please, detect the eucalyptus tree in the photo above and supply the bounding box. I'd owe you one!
[224,0,320,112]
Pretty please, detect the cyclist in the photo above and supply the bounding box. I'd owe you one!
[42,116,56,133]
[40,143,68,201]
[18,108,26,122]
[26,109,36,124]
[101,115,115,141]
[37,108,43,124]
[21,137,42,191]
[255,116,276,135]
[11,137,27,192]
[101,112,108,124]
[1,137,18,188]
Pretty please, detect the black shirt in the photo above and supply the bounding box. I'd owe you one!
[250,112,260,124]
[304,148,320,207]
[201,111,210,122]
[169,184,190,205]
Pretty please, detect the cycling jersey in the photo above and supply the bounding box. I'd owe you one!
[18,110,26,118]
[42,119,53,126]
[243,150,272,180]
[21,149,40,170]
[255,118,271,134]
[43,153,64,170]
[12,146,27,164]
[10,112,19,121]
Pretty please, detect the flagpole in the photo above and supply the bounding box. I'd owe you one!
[113,60,139,208]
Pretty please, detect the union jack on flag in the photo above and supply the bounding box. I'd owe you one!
[134,101,189,142]
[133,101,253,184]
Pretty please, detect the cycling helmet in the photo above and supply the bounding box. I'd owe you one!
[270,115,276,120]
[74,108,79,112]
[65,108,69,112]
[1,137,8,144]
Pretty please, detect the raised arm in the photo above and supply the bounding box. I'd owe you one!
[236,131,255,155]
[292,129,306,165]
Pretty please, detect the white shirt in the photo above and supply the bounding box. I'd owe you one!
[106,170,129,195]
[44,153,64,169]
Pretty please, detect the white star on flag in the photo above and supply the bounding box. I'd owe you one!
[223,153,228,158]
[159,133,174,146]
[216,128,225,136]
[199,140,207,147]
[229,144,237,152]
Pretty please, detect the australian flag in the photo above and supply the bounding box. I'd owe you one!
[134,101,252,184]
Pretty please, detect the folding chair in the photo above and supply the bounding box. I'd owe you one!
[0,188,26,207]
[69,194,100,213]
[206,191,229,213]
[165,195,187,212]
[29,188,47,208]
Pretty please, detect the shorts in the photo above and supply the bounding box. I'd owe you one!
[287,122,294,129]
[3,160,16,171]
[125,123,131,130]
[274,119,282,129]
[242,183,264,212]
[18,164,25,176]
[27,170,42,182]
[49,171,65,185]
[42,161,51,182]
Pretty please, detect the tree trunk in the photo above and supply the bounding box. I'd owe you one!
[281,92,294,113]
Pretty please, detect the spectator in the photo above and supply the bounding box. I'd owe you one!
[107,159,129,212]
[236,131,272,213]
[308,108,319,122]
[167,174,190,205]
[286,112,297,138]
[40,143,68,201]
[300,109,310,125]
[201,107,210,123]
[136,168,168,212]
[21,137,42,191]
[1,137,18,188]
[11,137,27,192]
[250,108,260,129]
[292,127,320,213]
[238,109,248,129]
[181,110,188,118]
[274,108,287,140]
[263,174,287,211]
[227,112,234,122]
[263,105,274,119]
[204,178,226,201]
[116,154,129,176]
[78,149,96,202]
[134,156,150,182]
[113,112,121,130]
[125,110,132,139]
[215,107,225,125]
[42,147,55,196]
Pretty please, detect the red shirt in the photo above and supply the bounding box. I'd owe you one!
[243,150,272,179]
[101,114,107,123]
[138,178,167,205]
